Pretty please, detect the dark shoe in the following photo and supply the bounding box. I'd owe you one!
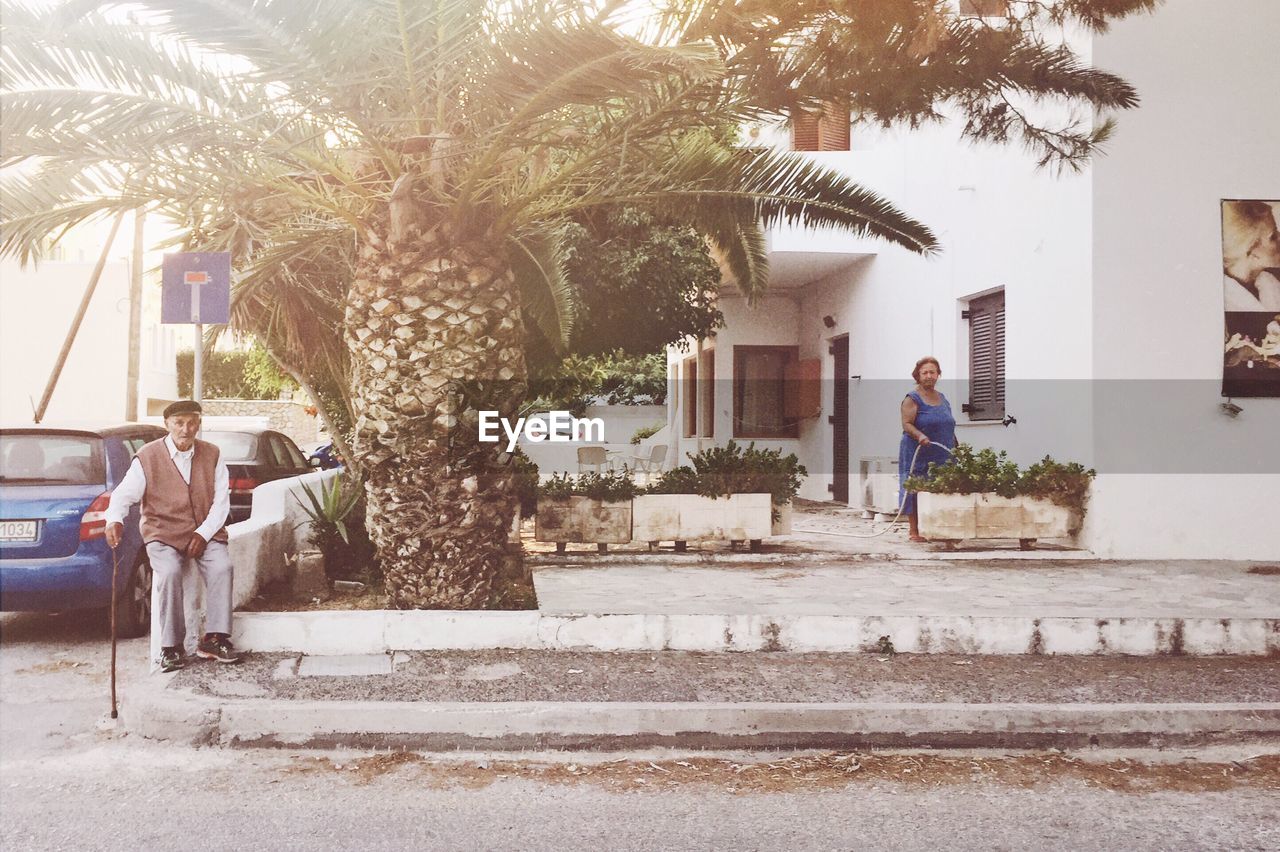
[159,647,185,673]
[196,634,243,664]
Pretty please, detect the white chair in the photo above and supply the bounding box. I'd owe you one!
[629,444,667,483]
[639,444,668,474]
[577,446,608,473]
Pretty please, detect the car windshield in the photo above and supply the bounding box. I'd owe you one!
[0,433,104,484]
[201,431,257,461]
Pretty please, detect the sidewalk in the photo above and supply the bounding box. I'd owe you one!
[125,651,1280,751]
[125,505,1280,749]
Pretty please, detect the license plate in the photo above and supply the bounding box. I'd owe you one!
[0,520,39,542]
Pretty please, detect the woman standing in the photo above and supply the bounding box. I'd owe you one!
[899,357,956,542]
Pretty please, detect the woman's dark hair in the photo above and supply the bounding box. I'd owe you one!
[912,356,941,383]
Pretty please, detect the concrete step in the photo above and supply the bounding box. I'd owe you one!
[123,651,1280,750]
[232,609,1280,656]
[124,686,1280,751]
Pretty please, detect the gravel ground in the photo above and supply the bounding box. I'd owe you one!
[174,651,1280,703]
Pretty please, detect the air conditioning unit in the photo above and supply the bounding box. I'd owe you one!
[859,457,900,514]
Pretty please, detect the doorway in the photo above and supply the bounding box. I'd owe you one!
[830,336,849,503]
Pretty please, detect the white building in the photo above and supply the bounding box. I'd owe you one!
[666,0,1279,560]
[0,215,179,425]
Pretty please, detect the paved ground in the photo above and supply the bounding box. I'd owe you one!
[5,610,1279,851]
[527,498,1280,622]
[174,649,1280,704]
[3,743,1278,851]
[532,560,1280,617]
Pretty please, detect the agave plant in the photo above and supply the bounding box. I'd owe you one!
[296,474,371,579]
[1,0,1149,608]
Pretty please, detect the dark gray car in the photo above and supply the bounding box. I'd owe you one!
[201,429,312,523]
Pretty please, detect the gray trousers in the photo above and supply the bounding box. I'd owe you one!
[146,540,233,648]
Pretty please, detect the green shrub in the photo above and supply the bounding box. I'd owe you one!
[647,441,805,506]
[904,443,1095,511]
[1018,456,1097,509]
[511,449,540,518]
[630,423,664,444]
[645,466,700,495]
[538,471,637,502]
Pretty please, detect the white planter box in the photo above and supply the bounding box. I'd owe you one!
[535,497,632,544]
[632,493,773,543]
[772,501,793,536]
[918,493,1082,541]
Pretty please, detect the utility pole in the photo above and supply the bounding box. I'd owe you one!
[125,208,145,420]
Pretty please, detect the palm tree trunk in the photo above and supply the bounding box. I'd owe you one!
[346,226,526,609]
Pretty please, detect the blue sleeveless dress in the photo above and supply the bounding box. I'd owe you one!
[898,390,957,515]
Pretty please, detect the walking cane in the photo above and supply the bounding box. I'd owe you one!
[108,540,120,719]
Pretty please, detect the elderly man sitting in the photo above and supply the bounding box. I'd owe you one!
[105,400,243,672]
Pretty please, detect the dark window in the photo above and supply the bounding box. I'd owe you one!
[733,346,800,438]
[0,433,104,484]
[790,103,851,152]
[964,291,1006,421]
[266,434,295,468]
[202,431,257,461]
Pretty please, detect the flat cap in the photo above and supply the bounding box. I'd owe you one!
[162,399,203,418]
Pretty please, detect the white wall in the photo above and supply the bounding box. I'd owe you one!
[516,404,667,475]
[0,252,177,425]
[152,467,339,666]
[679,113,1098,502]
[0,257,131,423]
[1084,0,1280,559]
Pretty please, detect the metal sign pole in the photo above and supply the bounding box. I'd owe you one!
[162,253,229,409]
[193,324,203,403]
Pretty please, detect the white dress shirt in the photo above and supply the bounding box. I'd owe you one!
[106,436,231,542]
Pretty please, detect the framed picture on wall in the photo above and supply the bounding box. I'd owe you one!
[1220,200,1280,397]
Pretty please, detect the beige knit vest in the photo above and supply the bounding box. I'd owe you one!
[136,438,228,548]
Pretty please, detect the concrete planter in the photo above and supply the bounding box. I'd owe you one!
[917,492,1082,543]
[632,493,773,545]
[535,497,632,547]
[772,500,793,536]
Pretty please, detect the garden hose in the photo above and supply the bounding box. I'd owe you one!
[811,441,955,539]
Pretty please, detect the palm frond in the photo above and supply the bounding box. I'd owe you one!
[508,227,575,353]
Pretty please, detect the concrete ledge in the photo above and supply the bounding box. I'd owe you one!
[122,685,1280,750]
[119,677,221,747]
[232,611,1280,656]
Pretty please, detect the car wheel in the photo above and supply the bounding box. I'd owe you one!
[113,555,152,639]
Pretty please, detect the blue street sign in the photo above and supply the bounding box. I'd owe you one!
[161,252,231,324]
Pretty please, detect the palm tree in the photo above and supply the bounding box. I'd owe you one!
[1,0,1145,607]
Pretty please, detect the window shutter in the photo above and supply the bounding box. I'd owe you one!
[683,358,698,437]
[790,103,851,152]
[819,103,850,151]
[966,291,1005,420]
[783,358,822,419]
[791,109,821,151]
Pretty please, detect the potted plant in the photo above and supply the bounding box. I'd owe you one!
[535,471,637,552]
[905,445,1095,546]
[296,475,378,581]
[633,442,806,548]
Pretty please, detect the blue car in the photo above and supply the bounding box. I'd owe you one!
[0,423,166,637]
[307,441,344,470]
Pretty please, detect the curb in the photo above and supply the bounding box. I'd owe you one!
[232,611,1280,656]
[122,681,1280,751]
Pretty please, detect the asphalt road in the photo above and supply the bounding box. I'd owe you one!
[3,611,1277,852]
